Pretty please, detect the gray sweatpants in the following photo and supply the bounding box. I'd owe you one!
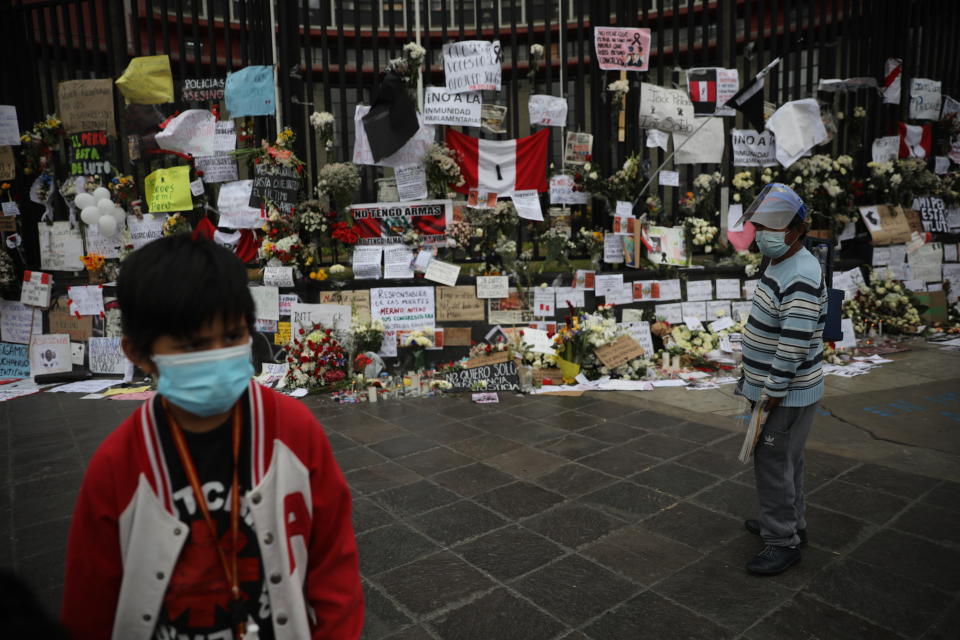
[753,402,818,547]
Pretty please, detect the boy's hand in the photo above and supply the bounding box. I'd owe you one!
[764,396,782,413]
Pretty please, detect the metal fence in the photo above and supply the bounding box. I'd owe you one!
[2,0,958,268]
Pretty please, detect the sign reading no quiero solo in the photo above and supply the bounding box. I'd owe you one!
[443,41,501,93]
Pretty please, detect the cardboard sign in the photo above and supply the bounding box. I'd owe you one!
[350,200,453,246]
[444,358,520,391]
[249,163,301,214]
[0,342,30,378]
[318,290,371,323]
[731,129,778,166]
[913,196,949,234]
[638,83,695,134]
[564,131,593,165]
[144,165,193,213]
[423,87,482,126]
[224,65,275,117]
[49,298,93,341]
[594,335,646,369]
[115,55,174,105]
[466,350,511,368]
[437,285,485,322]
[156,109,216,157]
[30,333,72,375]
[857,205,910,245]
[182,77,225,102]
[58,78,116,136]
[593,26,651,71]
[443,40,502,93]
[445,326,473,346]
[67,131,112,177]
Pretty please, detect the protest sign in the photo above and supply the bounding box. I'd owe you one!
[58,79,116,136]
[423,87,482,126]
[89,337,127,374]
[510,190,543,221]
[182,77,225,102]
[686,67,739,116]
[424,259,460,287]
[128,214,166,249]
[21,271,53,308]
[638,83,695,133]
[872,136,900,163]
[673,117,725,164]
[156,109,216,157]
[444,358,520,391]
[84,224,121,259]
[144,165,192,213]
[250,286,280,321]
[217,180,264,229]
[194,121,239,183]
[564,131,593,165]
[370,286,436,358]
[437,285,485,322]
[264,267,294,288]
[350,200,452,246]
[395,164,428,202]
[352,246,383,280]
[49,298,93,341]
[225,65,275,117]
[528,95,568,126]
[443,41,502,93]
[621,321,655,356]
[38,223,84,271]
[732,129,777,166]
[593,26,651,71]
[549,174,589,205]
[913,197,949,233]
[0,300,41,345]
[291,303,352,335]
[0,342,29,378]
[115,55,174,104]
[67,131,112,177]
[30,333,72,375]
[476,276,509,299]
[644,225,688,266]
[488,289,533,324]
[858,205,912,245]
[909,78,942,121]
[249,163,301,213]
[595,335,646,369]
[318,290,371,322]
[67,285,105,317]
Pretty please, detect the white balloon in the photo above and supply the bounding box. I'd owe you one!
[97,198,115,214]
[110,207,127,226]
[75,193,95,210]
[98,214,119,237]
[80,206,102,225]
[92,187,112,203]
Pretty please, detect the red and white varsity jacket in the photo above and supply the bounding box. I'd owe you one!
[60,381,364,640]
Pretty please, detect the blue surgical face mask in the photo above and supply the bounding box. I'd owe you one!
[153,343,254,417]
[755,230,791,258]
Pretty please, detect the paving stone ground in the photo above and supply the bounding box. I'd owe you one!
[3,356,960,638]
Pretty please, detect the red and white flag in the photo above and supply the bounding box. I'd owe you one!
[883,58,902,104]
[445,128,549,196]
[898,122,932,158]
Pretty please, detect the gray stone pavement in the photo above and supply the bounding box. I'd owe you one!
[2,343,959,639]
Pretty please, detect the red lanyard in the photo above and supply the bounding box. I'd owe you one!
[164,399,247,638]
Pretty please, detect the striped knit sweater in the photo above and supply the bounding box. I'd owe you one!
[738,247,827,407]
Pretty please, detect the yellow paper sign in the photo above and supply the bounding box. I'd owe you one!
[274,321,291,345]
[144,165,193,213]
[115,55,174,105]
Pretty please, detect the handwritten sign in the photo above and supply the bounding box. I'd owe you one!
[370,286,436,358]
[437,285,485,322]
[595,335,645,369]
[21,270,53,308]
[195,121,238,184]
[913,196,949,233]
[732,129,778,167]
[528,95,568,126]
[318,290,371,322]
[909,78,942,121]
[446,327,473,346]
[423,87,482,126]
[224,65,275,117]
[38,223,84,272]
[156,109,216,157]
[68,130,112,177]
[145,165,192,213]
[58,79,116,136]
[264,267,294,287]
[593,27,651,71]
[128,214,166,249]
[443,40,502,93]
[68,286,105,317]
[0,106,19,146]
[476,276,509,299]
[49,298,93,341]
[30,333,72,375]
[444,358,520,391]
[639,83,695,134]
[249,163,301,214]
[291,303,352,335]
[0,342,29,378]
[0,300,42,344]
[217,180,263,228]
[89,336,126,374]
[182,77,225,102]
[250,286,280,321]
[549,174,589,205]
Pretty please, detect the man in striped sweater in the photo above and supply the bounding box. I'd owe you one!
[735,183,827,576]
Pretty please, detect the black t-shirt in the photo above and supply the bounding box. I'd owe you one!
[152,396,275,640]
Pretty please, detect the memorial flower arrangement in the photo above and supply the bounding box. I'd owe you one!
[402,328,434,372]
[109,175,138,207]
[843,274,922,334]
[331,221,362,246]
[284,324,349,390]
[783,154,856,230]
[309,111,336,151]
[233,127,304,172]
[684,217,719,253]
[607,79,630,119]
[424,143,464,197]
[577,227,605,266]
[864,158,940,207]
[294,198,331,236]
[678,172,723,222]
[541,227,576,268]
[79,253,106,272]
[350,318,386,353]
[259,205,306,269]
[389,42,427,85]
[316,162,360,211]
[161,213,191,236]
[19,115,65,174]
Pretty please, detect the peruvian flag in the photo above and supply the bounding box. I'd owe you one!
[883,58,902,104]
[445,128,549,196]
[898,122,932,158]
[687,68,718,115]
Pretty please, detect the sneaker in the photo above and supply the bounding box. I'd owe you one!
[744,519,807,546]
[746,544,801,575]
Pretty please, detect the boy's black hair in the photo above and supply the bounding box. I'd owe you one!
[117,234,255,359]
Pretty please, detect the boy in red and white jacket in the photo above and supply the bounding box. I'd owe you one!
[61,235,363,640]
